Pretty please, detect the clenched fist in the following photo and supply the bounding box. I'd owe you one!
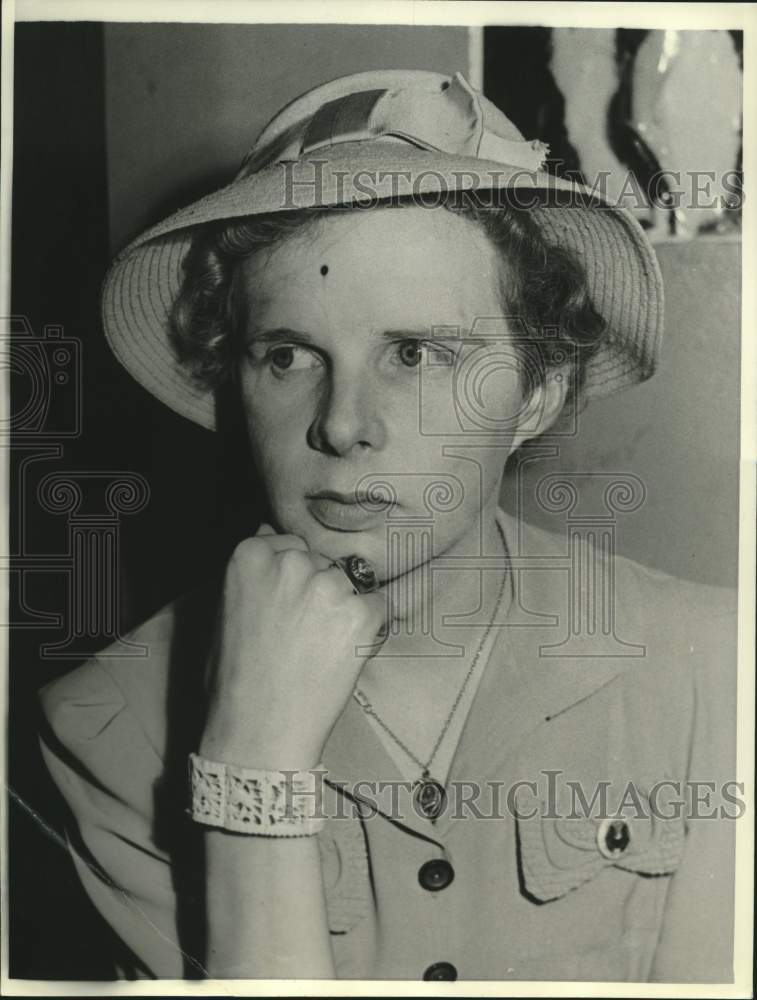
[200,524,387,769]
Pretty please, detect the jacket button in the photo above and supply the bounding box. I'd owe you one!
[423,961,458,981]
[418,858,455,891]
[597,818,631,859]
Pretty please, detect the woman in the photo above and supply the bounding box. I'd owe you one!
[39,70,737,982]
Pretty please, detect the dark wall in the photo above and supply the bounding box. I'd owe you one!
[11,23,118,978]
[9,22,242,979]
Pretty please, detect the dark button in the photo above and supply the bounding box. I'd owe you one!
[418,858,455,891]
[423,961,458,981]
[597,818,631,859]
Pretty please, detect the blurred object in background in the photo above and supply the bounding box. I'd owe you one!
[486,27,743,242]
[550,28,642,208]
[483,26,582,177]
[630,29,743,238]
[486,25,742,587]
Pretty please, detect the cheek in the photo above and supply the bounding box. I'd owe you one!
[242,399,306,498]
[240,370,314,447]
[409,361,525,441]
[392,367,520,513]
[456,353,526,430]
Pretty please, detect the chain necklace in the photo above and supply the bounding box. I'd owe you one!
[352,520,510,822]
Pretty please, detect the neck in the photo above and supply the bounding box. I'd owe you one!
[375,502,510,661]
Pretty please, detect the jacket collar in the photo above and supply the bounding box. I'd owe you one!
[321,507,636,842]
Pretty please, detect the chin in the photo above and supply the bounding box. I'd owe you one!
[273,508,447,582]
[312,524,387,565]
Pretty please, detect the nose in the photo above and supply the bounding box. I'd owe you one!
[307,368,386,456]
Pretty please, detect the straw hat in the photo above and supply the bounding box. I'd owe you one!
[101,70,664,431]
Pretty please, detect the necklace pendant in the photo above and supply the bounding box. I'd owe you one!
[413,771,447,821]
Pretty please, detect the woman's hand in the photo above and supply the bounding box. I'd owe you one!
[200,524,387,769]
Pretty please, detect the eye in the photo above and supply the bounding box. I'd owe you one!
[267,345,323,375]
[396,339,456,369]
[398,341,422,368]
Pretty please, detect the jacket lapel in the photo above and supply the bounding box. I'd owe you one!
[438,510,636,834]
[321,509,636,844]
[321,690,444,844]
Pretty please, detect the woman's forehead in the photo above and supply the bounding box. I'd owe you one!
[238,206,503,334]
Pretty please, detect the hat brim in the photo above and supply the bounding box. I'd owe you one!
[102,142,664,431]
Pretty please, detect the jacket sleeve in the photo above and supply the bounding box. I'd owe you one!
[39,656,200,979]
[648,583,738,983]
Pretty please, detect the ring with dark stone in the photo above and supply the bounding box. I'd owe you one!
[335,555,379,594]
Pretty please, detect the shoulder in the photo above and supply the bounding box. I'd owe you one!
[37,584,219,978]
[515,513,738,735]
[39,578,220,800]
[584,539,738,777]
[610,548,738,697]
[612,547,736,632]
[517,510,737,645]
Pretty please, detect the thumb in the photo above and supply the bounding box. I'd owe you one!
[255,522,277,536]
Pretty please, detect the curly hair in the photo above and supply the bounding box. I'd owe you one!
[169,196,606,421]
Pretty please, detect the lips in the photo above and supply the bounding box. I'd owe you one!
[306,490,393,532]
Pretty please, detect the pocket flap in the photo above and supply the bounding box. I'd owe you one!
[514,786,686,902]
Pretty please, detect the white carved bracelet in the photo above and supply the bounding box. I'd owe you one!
[188,753,327,837]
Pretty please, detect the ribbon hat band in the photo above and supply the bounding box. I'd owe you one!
[241,72,549,176]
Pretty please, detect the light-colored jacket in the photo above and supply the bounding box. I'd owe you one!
[39,511,738,982]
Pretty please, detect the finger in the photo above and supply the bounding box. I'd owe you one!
[360,590,389,630]
[261,533,310,554]
[254,523,323,559]
[318,563,363,595]
[309,551,336,572]
[354,591,391,653]
[313,570,388,638]
[254,526,333,569]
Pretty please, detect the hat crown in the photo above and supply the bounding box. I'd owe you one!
[240,70,547,176]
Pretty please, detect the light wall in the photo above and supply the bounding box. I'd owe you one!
[501,237,740,588]
[104,23,471,254]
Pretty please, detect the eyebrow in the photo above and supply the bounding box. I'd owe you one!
[246,327,317,345]
[246,326,467,344]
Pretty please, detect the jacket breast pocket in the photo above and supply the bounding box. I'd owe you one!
[513,785,686,904]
